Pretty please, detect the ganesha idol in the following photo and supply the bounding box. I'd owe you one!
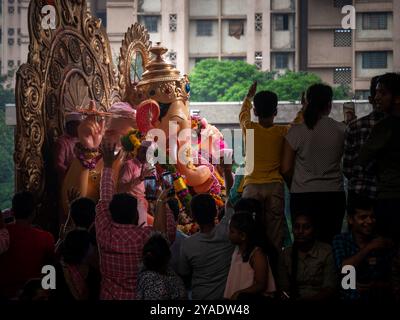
[130,45,228,203]
[61,43,227,222]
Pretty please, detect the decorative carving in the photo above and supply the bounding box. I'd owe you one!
[15,0,119,228]
[118,23,151,106]
[68,37,81,63]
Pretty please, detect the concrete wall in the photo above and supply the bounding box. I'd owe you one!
[222,0,248,16]
[189,20,219,54]
[308,30,352,67]
[221,20,247,54]
[310,68,334,84]
[271,0,293,11]
[356,13,393,40]
[189,0,219,16]
[272,30,292,49]
[140,0,161,13]
[355,51,393,78]
[308,0,342,27]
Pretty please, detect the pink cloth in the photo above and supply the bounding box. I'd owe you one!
[224,247,276,299]
[117,158,148,226]
[54,134,79,180]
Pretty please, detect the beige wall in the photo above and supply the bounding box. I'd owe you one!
[271,0,293,11]
[310,68,334,84]
[222,0,248,16]
[355,51,393,78]
[221,20,247,54]
[189,0,219,16]
[308,0,342,27]
[393,0,400,72]
[272,31,292,49]
[356,13,393,40]
[308,30,352,67]
[189,20,219,54]
[140,0,161,13]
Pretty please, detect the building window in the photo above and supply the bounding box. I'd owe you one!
[274,14,289,31]
[17,38,21,46]
[254,52,262,70]
[228,20,244,39]
[8,28,14,36]
[362,13,388,30]
[8,6,14,14]
[362,51,388,69]
[169,51,177,67]
[333,0,352,8]
[140,16,159,33]
[17,28,21,35]
[275,53,289,69]
[8,0,15,3]
[8,38,14,46]
[255,13,262,31]
[8,60,14,68]
[169,14,177,32]
[334,29,352,47]
[334,67,352,84]
[196,20,213,36]
[0,29,2,44]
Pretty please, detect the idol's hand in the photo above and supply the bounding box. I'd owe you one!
[77,101,105,149]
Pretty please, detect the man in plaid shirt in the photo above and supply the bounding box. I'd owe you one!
[343,75,386,201]
[96,142,176,300]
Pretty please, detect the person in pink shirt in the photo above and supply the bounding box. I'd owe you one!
[54,112,82,183]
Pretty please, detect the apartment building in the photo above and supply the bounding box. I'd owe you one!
[299,0,400,97]
[1,0,399,95]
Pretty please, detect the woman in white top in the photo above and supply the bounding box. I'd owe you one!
[281,83,346,244]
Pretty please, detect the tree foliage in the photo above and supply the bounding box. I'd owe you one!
[189,59,351,102]
[0,81,15,209]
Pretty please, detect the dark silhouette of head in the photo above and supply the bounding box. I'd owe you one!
[190,193,217,226]
[253,91,278,119]
[12,191,35,220]
[70,197,96,229]
[304,83,333,129]
[60,229,92,265]
[142,233,171,273]
[109,193,139,225]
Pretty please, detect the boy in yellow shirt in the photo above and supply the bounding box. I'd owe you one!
[240,82,293,251]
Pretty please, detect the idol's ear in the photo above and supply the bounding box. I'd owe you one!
[136,99,161,134]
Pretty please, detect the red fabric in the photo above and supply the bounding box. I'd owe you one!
[0,224,55,299]
[96,168,176,300]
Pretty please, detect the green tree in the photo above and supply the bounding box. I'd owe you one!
[189,61,352,102]
[0,80,15,209]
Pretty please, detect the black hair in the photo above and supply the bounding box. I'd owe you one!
[347,195,375,217]
[12,191,35,220]
[234,198,263,217]
[229,212,258,263]
[253,91,278,118]
[142,233,171,273]
[370,75,381,98]
[190,194,217,225]
[60,229,91,265]
[376,72,400,97]
[289,212,316,300]
[109,193,138,225]
[70,197,96,229]
[304,83,333,129]
[233,198,278,276]
[65,120,80,137]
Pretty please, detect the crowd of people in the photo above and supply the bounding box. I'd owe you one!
[0,72,400,302]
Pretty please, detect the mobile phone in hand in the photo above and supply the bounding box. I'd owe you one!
[144,176,158,200]
[161,172,175,197]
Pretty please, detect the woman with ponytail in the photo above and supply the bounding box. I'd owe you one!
[281,83,346,244]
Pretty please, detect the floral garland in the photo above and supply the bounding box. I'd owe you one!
[120,128,143,157]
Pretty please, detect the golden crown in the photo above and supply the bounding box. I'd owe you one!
[128,43,190,106]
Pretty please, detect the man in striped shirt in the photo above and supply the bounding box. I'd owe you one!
[96,142,176,300]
